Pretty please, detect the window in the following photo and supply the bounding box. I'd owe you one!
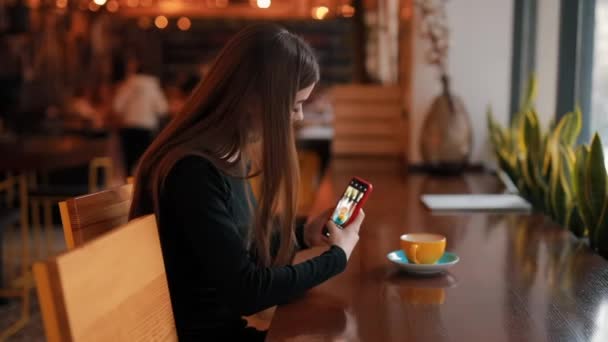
[592,0,608,162]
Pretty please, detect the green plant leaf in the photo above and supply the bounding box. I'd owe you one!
[560,145,575,195]
[520,74,537,113]
[560,108,583,146]
[518,110,540,157]
[545,177,554,218]
[586,133,607,228]
[551,167,568,225]
[595,195,608,254]
[596,195,608,256]
[565,207,574,231]
[543,149,552,179]
[574,145,592,239]
[569,207,586,238]
[519,156,533,198]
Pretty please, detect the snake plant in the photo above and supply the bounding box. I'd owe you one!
[488,75,608,257]
[574,133,608,256]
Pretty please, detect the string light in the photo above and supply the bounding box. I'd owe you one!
[106,0,119,11]
[177,17,191,31]
[88,2,100,11]
[93,0,106,5]
[256,0,270,9]
[312,6,329,20]
[29,0,41,9]
[138,17,152,29]
[341,4,354,17]
[154,15,168,29]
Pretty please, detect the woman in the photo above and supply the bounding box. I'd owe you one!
[130,24,364,341]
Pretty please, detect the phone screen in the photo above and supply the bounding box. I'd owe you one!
[331,179,369,227]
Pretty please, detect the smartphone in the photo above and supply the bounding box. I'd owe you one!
[323,177,373,236]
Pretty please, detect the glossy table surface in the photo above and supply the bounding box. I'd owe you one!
[267,158,608,342]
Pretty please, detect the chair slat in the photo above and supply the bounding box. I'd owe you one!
[59,184,133,249]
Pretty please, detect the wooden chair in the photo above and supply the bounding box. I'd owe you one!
[29,157,114,259]
[0,173,30,340]
[248,150,321,217]
[58,180,271,331]
[59,184,133,250]
[33,214,177,341]
[297,151,321,216]
[330,84,406,158]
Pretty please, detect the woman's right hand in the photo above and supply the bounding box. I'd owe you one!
[324,210,365,260]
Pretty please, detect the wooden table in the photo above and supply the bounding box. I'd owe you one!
[0,134,109,172]
[267,158,608,342]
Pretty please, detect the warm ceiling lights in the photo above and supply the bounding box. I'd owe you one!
[312,5,329,20]
[155,15,168,29]
[106,0,119,11]
[93,0,106,5]
[341,4,355,17]
[29,0,41,9]
[88,2,100,11]
[177,17,191,31]
[138,17,152,29]
[256,0,270,9]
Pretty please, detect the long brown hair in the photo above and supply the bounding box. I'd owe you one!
[129,24,320,267]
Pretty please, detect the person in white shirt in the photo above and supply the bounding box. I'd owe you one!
[113,57,168,174]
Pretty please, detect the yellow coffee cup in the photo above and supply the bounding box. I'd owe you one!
[400,233,446,265]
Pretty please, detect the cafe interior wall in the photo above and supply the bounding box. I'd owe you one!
[409,0,514,166]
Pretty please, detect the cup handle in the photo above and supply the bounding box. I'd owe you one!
[408,244,420,264]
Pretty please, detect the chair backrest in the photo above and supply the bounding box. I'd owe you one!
[331,84,405,157]
[247,151,321,217]
[297,151,321,216]
[33,215,177,342]
[59,184,133,249]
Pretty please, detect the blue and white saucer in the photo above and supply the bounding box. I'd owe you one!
[387,250,459,275]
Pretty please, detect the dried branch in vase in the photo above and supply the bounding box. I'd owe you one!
[415,0,450,78]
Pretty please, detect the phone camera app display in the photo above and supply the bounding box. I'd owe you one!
[332,181,366,226]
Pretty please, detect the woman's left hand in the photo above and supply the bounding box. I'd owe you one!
[303,208,333,247]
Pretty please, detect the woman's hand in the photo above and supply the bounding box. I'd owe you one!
[303,208,334,247]
[324,210,365,260]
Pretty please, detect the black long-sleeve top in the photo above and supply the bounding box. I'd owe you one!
[151,155,347,340]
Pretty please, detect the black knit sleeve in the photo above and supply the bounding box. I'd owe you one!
[164,157,347,316]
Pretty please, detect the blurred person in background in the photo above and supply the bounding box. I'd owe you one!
[113,55,168,175]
